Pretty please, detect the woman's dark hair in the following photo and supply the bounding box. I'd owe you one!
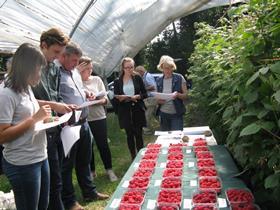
[5,43,46,93]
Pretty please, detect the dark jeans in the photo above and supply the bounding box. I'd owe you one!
[46,131,65,210]
[2,158,50,210]
[159,111,184,131]
[124,125,144,159]
[62,122,97,209]
[88,119,112,171]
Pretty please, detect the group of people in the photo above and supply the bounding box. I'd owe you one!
[113,55,188,160]
[0,26,188,210]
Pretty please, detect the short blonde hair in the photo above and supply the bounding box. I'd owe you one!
[157,55,176,71]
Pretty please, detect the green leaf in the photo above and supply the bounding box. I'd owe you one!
[270,62,280,74]
[246,71,259,86]
[244,91,258,104]
[264,173,280,189]
[257,110,269,119]
[240,123,261,136]
[259,67,269,75]
[230,115,243,128]
[272,90,280,103]
[260,121,275,131]
[278,119,280,128]
[222,106,233,119]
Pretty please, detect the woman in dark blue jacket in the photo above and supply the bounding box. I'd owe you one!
[114,57,147,160]
[156,55,187,131]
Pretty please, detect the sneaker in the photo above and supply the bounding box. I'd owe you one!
[68,201,84,210]
[106,169,118,182]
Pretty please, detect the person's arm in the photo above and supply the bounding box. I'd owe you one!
[0,105,51,144]
[37,100,74,114]
[173,81,187,100]
[114,79,130,102]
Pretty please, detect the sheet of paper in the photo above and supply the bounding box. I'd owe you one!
[95,91,108,98]
[77,99,103,109]
[74,110,82,122]
[151,92,174,100]
[34,112,73,132]
[147,200,156,209]
[183,126,210,135]
[60,125,81,157]
[154,130,183,136]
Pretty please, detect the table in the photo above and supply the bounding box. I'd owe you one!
[105,145,247,209]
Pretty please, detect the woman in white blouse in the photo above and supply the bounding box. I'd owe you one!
[78,56,118,182]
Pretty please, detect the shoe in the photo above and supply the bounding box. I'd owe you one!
[84,192,110,202]
[96,192,110,200]
[68,201,84,210]
[106,169,118,182]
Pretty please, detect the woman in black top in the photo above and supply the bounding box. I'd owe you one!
[114,57,147,160]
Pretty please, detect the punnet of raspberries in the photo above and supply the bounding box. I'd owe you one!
[226,189,254,204]
[145,148,161,154]
[199,177,222,193]
[147,143,161,149]
[161,177,182,189]
[194,147,209,154]
[193,140,207,147]
[163,168,183,177]
[120,190,145,204]
[166,161,184,169]
[192,203,218,210]
[168,147,183,153]
[157,189,182,205]
[192,191,217,204]
[167,153,184,161]
[230,203,260,210]
[139,160,156,168]
[197,159,215,168]
[119,203,141,210]
[198,168,217,177]
[142,153,158,160]
[128,177,150,190]
[133,168,154,178]
[157,204,179,210]
[196,151,214,159]
[169,143,186,147]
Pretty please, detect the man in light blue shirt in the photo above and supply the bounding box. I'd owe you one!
[135,66,158,134]
[57,42,109,210]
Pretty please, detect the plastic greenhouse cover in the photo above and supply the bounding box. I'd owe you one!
[0,0,243,78]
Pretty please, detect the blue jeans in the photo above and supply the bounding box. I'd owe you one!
[159,111,184,131]
[2,158,50,210]
[46,131,65,210]
[62,122,97,209]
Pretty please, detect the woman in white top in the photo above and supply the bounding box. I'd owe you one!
[78,56,118,182]
[0,43,52,210]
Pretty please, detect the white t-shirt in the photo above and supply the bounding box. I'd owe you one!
[0,86,47,165]
[82,76,108,121]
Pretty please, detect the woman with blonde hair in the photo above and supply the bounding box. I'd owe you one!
[156,55,187,131]
[113,57,147,160]
[78,56,118,182]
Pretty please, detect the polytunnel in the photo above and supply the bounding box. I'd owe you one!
[0,0,242,78]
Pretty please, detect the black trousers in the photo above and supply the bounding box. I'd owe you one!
[46,131,65,210]
[88,119,112,171]
[124,125,144,159]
